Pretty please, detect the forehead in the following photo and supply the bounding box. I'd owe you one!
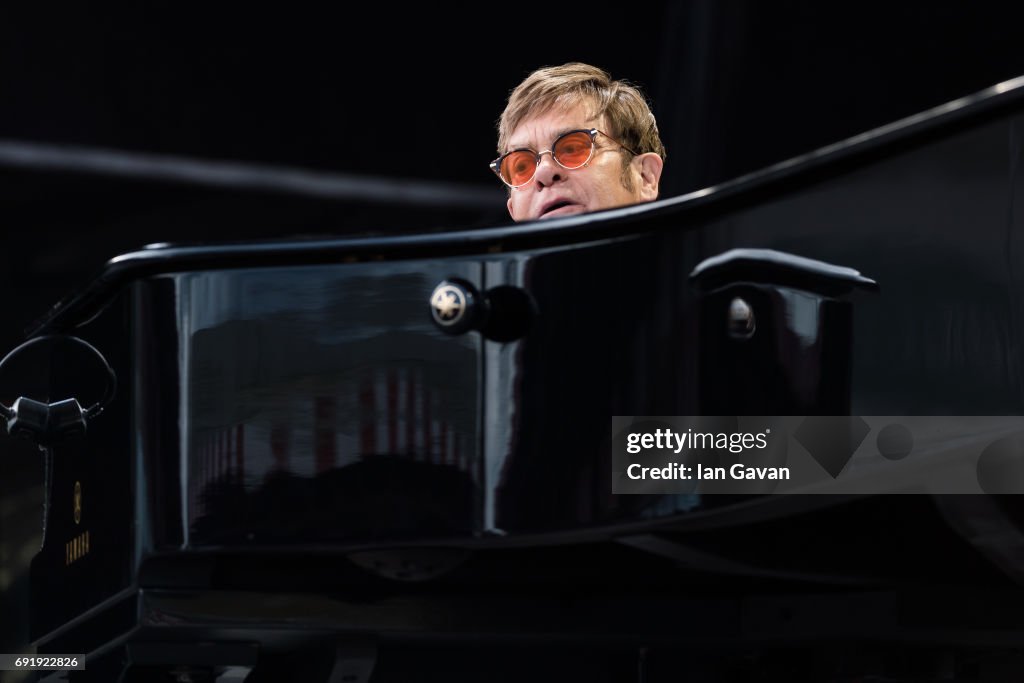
[506,102,603,150]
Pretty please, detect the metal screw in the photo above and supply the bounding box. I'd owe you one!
[728,297,755,340]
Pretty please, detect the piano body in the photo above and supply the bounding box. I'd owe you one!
[16,76,1024,681]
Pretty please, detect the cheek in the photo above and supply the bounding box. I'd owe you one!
[509,191,531,218]
[596,162,626,192]
[580,172,617,207]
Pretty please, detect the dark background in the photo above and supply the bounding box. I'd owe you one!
[2,3,1024,345]
[3,0,1024,665]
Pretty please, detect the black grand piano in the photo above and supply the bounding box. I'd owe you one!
[13,74,1024,681]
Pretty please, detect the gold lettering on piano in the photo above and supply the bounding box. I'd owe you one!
[73,481,82,525]
[65,530,90,566]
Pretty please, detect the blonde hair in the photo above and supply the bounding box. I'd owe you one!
[497,62,666,165]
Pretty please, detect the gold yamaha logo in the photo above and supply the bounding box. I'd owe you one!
[73,481,82,525]
[431,284,466,326]
[65,530,90,566]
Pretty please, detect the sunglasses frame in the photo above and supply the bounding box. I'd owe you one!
[490,128,639,189]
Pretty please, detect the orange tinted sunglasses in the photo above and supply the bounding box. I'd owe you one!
[490,128,639,189]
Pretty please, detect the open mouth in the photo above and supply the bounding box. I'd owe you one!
[540,200,577,218]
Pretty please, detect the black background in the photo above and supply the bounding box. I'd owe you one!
[3,0,1024,665]
[1,3,1024,345]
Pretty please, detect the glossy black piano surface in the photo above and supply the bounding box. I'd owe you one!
[14,75,1024,681]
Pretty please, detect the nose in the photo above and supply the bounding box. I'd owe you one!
[531,150,564,187]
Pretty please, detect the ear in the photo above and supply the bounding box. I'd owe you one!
[633,153,664,201]
[506,195,516,220]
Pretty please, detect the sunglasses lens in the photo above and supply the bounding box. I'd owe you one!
[500,151,537,187]
[553,131,594,168]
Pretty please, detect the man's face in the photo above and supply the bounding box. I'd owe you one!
[503,103,660,222]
